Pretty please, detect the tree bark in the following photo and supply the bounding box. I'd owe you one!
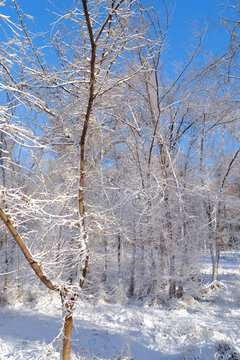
[169,254,176,298]
[4,235,8,291]
[210,238,220,282]
[61,293,74,360]
[117,233,121,277]
[102,236,107,284]
[62,312,73,360]
[129,216,136,296]
[1,131,8,290]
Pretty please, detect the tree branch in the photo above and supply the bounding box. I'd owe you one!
[0,207,58,292]
[221,147,240,188]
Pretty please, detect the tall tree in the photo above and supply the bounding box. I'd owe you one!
[0,0,161,358]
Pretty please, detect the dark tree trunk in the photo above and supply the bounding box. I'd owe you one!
[117,233,121,277]
[129,216,137,296]
[169,254,176,298]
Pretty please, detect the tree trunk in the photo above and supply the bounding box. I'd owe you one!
[62,311,73,360]
[4,236,8,291]
[140,222,145,279]
[159,239,168,274]
[150,246,157,292]
[1,131,8,291]
[176,221,188,298]
[102,236,107,284]
[205,201,221,283]
[129,216,136,296]
[60,289,76,360]
[169,254,176,298]
[117,233,121,277]
[210,240,220,282]
[146,196,157,294]
[129,241,136,296]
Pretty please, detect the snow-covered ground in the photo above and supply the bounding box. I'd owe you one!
[0,252,239,359]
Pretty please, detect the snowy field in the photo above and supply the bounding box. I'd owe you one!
[0,252,239,360]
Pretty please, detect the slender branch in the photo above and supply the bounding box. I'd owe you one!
[13,0,46,73]
[221,147,240,188]
[95,0,125,43]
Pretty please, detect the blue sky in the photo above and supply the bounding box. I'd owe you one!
[165,0,229,63]
[2,0,230,69]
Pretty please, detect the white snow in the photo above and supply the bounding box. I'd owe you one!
[0,252,239,359]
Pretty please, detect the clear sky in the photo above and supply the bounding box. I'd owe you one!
[1,0,230,68]
[163,0,229,64]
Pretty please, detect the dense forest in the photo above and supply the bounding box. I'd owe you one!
[0,1,239,359]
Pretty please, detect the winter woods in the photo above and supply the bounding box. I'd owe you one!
[0,0,239,359]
